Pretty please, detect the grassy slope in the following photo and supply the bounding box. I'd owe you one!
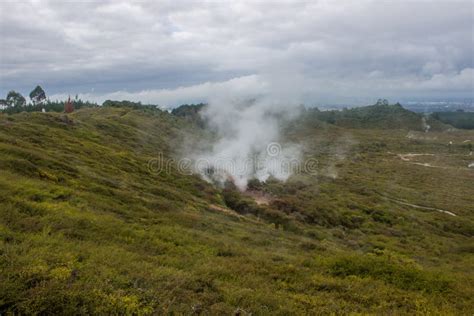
[0,106,473,314]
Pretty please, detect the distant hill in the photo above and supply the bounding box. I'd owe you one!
[168,102,452,132]
[431,111,474,129]
[306,102,448,131]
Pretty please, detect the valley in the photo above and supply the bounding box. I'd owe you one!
[0,104,473,314]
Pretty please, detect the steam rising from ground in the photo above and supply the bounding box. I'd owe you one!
[188,74,305,191]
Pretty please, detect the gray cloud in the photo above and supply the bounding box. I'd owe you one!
[1,0,472,105]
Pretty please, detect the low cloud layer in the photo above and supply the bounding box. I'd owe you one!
[1,0,473,105]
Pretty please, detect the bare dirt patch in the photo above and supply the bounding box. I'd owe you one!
[243,190,274,205]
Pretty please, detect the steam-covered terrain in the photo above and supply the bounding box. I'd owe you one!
[1,0,473,313]
[1,102,473,314]
[184,98,304,191]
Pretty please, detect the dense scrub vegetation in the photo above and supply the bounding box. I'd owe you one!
[0,105,473,314]
[171,103,206,118]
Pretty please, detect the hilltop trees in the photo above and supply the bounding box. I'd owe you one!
[29,85,46,105]
[171,103,206,117]
[1,86,99,114]
[6,91,26,108]
[375,98,389,106]
[171,103,207,127]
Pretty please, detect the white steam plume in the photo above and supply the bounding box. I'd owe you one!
[190,73,305,191]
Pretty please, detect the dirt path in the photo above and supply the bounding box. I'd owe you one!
[397,153,434,162]
[385,197,457,217]
[208,204,242,217]
[396,153,463,170]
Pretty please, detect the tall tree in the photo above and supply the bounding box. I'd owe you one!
[6,91,26,108]
[29,85,46,105]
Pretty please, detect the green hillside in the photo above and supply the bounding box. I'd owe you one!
[1,106,473,314]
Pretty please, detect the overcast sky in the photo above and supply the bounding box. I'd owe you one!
[0,0,473,107]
